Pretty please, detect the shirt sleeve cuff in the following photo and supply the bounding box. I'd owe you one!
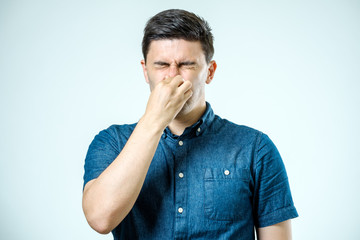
[257,205,299,228]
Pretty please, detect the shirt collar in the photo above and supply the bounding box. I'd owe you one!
[163,101,215,140]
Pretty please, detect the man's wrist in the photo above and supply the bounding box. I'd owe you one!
[138,114,166,136]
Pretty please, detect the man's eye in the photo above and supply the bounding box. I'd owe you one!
[155,64,169,68]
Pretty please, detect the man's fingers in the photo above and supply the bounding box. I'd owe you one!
[178,80,192,93]
[168,75,185,88]
[183,88,193,100]
[154,75,191,104]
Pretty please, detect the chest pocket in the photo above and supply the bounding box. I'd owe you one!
[204,167,251,221]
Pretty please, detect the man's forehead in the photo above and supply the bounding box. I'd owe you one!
[147,39,205,62]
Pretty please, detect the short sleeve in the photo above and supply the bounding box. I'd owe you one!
[253,133,298,228]
[83,126,121,190]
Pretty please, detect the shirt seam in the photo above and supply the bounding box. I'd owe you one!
[252,131,263,209]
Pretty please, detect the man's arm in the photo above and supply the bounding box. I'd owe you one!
[82,76,192,234]
[256,220,292,240]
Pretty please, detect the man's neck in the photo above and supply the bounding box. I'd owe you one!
[168,102,206,136]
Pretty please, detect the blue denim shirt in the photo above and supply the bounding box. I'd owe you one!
[83,102,298,239]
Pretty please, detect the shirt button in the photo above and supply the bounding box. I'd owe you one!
[197,127,201,132]
[179,172,184,178]
[224,170,230,175]
[178,140,184,146]
[178,207,184,213]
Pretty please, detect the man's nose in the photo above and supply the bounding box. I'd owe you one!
[168,65,180,77]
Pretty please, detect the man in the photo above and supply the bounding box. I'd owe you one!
[82,9,298,240]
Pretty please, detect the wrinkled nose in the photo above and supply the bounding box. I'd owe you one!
[168,65,180,78]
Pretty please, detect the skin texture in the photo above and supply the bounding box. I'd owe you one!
[257,220,292,240]
[82,39,292,239]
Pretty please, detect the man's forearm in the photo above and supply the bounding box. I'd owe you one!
[82,116,164,234]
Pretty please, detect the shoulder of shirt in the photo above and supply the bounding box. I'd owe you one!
[212,114,265,138]
[107,122,137,131]
[99,122,138,140]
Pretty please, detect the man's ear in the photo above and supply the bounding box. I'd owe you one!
[141,59,150,84]
[206,60,217,84]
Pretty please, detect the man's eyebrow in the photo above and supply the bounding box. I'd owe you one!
[178,61,196,66]
[153,61,169,65]
[152,61,197,66]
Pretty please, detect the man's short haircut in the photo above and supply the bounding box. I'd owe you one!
[142,9,214,63]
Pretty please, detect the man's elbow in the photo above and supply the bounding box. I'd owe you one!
[90,222,113,235]
[83,203,127,234]
[83,202,115,234]
[85,213,114,234]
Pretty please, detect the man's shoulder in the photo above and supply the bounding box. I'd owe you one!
[94,122,137,144]
[105,122,137,136]
[107,122,137,131]
[213,115,263,139]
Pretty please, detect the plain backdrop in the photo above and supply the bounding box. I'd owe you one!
[1,0,359,239]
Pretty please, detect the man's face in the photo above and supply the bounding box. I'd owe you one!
[141,39,216,117]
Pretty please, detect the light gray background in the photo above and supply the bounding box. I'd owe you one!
[1,0,359,239]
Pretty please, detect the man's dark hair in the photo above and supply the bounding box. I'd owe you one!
[142,9,214,63]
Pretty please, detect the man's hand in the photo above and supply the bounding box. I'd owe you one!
[143,75,192,131]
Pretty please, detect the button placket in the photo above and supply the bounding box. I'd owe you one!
[173,137,187,237]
